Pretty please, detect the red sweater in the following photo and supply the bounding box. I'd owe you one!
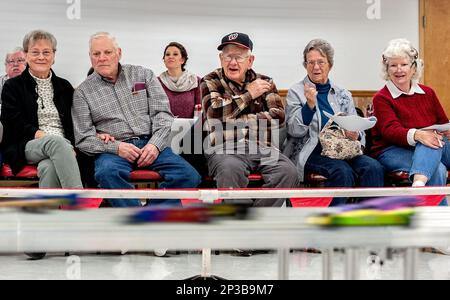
[371,84,448,157]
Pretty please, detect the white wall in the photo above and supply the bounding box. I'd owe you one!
[0,0,419,90]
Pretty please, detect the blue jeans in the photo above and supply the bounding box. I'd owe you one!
[377,141,450,185]
[377,141,450,206]
[305,149,385,206]
[95,139,201,207]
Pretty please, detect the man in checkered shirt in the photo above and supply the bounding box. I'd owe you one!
[72,32,201,207]
[201,32,299,207]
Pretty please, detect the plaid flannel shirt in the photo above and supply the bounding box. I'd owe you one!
[201,68,285,147]
[72,64,173,155]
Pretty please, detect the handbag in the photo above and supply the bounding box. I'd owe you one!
[319,115,363,160]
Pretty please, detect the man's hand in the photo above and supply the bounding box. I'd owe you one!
[304,83,318,110]
[34,130,46,139]
[137,144,160,168]
[246,79,273,100]
[97,133,115,144]
[118,142,142,163]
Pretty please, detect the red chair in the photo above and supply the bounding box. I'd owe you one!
[387,170,450,186]
[0,164,103,208]
[203,173,264,187]
[291,173,331,208]
[386,171,410,186]
[1,164,38,178]
[129,169,162,183]
[1,164,162,185]
[0,164,164,207]
[304,172,328,186]
[204,173,264,183]
[385,171,448,207]
[0,164,39,187]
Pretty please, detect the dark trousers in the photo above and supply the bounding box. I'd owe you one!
[206,145,299,207]
[305,147,385,206]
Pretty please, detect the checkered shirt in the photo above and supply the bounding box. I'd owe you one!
[72,64,174,155]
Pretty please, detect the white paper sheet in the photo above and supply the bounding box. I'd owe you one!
[323,111,377,132]
[422,123,450,132]
[171,116,199,131]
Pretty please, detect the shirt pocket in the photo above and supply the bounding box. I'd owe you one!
[129,90,149,114]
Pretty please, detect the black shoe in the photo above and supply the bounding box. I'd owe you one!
[25,252,47,260]
[294,248,322,254]
[232,249,253,257]
[253,249,272,254]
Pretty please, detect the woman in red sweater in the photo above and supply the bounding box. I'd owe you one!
[372,39,450,197]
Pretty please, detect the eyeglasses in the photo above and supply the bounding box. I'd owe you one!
[6,58,26,65]
[28,50,54,58]
[388,63,413,71]
[222,54,249,63]
[306,60,328,68]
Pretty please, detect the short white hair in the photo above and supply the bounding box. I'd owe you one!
[4,47,24,64]
[381,38,423,81]
[221,44,252,56]
[89,32,120,52]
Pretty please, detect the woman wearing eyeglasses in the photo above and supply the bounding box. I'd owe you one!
[0,30,84,189]
[158,42,201,118]
[371,39,450,195]
[284,39,384,206]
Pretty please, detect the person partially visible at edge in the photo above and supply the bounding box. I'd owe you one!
[283,39,384,206]
[0,30,83,189]
[0,47,26,98]
[371,38,449,206]
[72,32,201,208]
[201,32,299,209]
[0,47,27,163]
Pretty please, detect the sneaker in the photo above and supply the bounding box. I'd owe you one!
[154,249,168,257]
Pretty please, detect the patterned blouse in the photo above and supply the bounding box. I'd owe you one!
[30,71,65,137]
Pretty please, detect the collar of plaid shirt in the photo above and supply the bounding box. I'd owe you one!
[221,68,258,89]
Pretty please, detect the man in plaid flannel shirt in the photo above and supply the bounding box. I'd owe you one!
[201,32,299,207]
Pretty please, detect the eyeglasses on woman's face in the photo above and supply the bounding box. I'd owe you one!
[306,60,328,68]
[28,50,54,58]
